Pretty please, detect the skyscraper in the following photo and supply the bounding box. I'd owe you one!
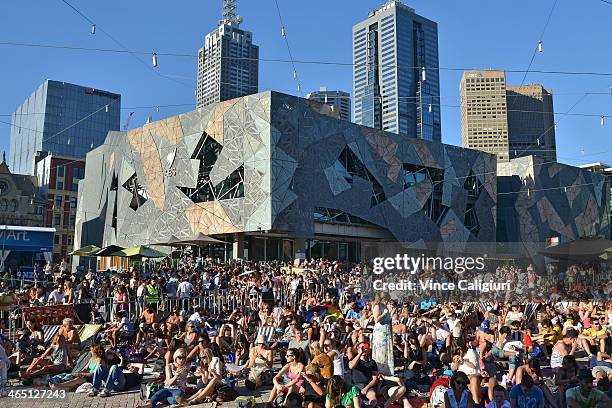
[196,0,259,108]
[460,70,509,161]
[352,0,441,141]
[9,80,121,175]
[306,87,351,121]
[460,70,557,162]
[506,85,556,162]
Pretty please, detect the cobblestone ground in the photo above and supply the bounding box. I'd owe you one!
[2,385,273,408]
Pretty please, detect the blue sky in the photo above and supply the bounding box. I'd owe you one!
[1,0,612,166]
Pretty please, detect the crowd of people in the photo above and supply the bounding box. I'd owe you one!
[0,257,609,408]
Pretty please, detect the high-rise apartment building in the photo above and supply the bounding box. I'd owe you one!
[9,80,121,175]
[306,87,351,121]
[460,70,557,162]
[506,85,556,162]
[352,0,441,141]
[196,0,259,108]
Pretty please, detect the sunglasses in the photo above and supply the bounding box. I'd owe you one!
[286,354,294,357]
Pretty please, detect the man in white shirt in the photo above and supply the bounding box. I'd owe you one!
[177,279,194,299]
[188,307,204,329]
[47,285,65,305]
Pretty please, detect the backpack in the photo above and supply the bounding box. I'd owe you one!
[215,384,239,402]
[235,396,256,408]
[140,382,163,400]
[429,376,450,408]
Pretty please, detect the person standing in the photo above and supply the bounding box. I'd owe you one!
[371,295,394,375]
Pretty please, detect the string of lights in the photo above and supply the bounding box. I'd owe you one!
[515,0,559,88]
[2,96,611,119]
[273,0,302,94]
[58,0,191,88]
[5,40,612,78]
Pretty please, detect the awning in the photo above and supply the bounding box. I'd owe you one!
[538,236,612,261]
[173,232,226,246]
[94,245,126,257]
[150,235,181,246]
[69,244,101,256]
[111,245,167,258]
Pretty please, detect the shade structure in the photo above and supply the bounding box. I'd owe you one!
[149,235,181,246]
[111,245,168,259]
[68,244,101,256]
[94,245,126,257]
[538,236,612,261]
[172,232,226,246]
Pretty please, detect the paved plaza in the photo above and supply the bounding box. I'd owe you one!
[3,385,273,408]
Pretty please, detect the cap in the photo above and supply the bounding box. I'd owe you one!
[480,320,490,331]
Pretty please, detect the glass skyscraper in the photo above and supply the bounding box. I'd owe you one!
[352,0,441,141]
[9,80,121,175]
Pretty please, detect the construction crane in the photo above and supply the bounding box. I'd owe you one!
[123,111,135,131]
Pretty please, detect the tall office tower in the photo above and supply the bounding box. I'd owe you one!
[352,0,441,141]
[9,80,121,175]
[506,85,556,162]
[460,71,510,161]
[460,70,557,162]
[196,0,259,108]
[306,87,351,121]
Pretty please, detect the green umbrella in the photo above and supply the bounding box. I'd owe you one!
[111,245,168,259]
[68,244,101,256]
[600,247,612,260]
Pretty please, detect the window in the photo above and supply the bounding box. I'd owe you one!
[69,214,76,226]
[54,195,62,208]
[334,146,386,207]
[70,197,77,208]
[54,214,61,226]
[57,166,65,177]
[56,181,64,190]
[72,182,79,192]
[178,133,244,203]
[54,235,60,245]
[67,235,73,246]
[36,205,43,215]
[73,167,84,179]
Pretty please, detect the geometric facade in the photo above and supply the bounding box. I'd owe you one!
[75,92,497,259]
[497,156,610,247]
